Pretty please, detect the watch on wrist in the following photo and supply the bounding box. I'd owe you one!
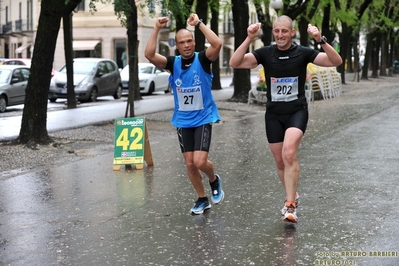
[196,19,203,28]
[317,35,327,45]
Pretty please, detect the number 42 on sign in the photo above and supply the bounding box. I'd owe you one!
[113,117,154,170]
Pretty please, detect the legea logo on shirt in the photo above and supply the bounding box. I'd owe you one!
[177,87,201,93]
[271,77,298,83]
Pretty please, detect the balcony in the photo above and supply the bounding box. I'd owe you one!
[0,20,34,37]
[1,22,12,35]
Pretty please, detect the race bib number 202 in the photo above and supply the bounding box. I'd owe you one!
[270,76,299,102]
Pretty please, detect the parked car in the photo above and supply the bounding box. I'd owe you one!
[48,58,123,102]
[2,58,32,66]
[120,63,171,95]
[0,65,30,113]
[3,58,56,77]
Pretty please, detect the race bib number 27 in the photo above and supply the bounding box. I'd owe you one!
[177,86,204,111]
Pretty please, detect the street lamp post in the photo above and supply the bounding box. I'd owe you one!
[270,0,284,16]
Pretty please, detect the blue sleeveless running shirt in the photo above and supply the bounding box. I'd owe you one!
[169,52,221,128]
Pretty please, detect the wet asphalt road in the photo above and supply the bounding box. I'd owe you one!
[1,75,399,266]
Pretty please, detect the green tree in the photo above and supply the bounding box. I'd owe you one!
[17,0,142,147]
[115,0,141,117]
[18,0,83,147]
[363,0,399,76]
[252,0,274,46]
[333,0,373,84]
[154,0,223,90]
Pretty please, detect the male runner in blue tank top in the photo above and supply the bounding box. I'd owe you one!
[230,16,342,223]
[145,13,225,215]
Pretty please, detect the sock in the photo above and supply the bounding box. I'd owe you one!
[198,197,208,202]
[210,176,218,184]
[285,201,296,208]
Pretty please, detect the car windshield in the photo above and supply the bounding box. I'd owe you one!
[0,69,11,83]
[139,65,153,74]
[59,61,97,74]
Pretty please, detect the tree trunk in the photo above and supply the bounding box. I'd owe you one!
[352,39,360,82]
[231,0,251,102]
[63,12,77,108]
[18,0,65,146]
[253,2,272,46]
[371,32,380,78]
[321,4,333,43]
[379,32,388,76]
[127,0,140,110]
[210,1,222,90]
[338,23,350,85]
[195,1,207,51]
[298,18,309,47]
[361,32,372,80]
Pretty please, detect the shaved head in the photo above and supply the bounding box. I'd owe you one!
[274,15,293,30]
[175,28,194,42]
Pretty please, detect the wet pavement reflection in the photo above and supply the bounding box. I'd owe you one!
[1,92,399,265]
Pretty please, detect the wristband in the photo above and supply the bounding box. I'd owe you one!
[196,19,203,28]
[317,35,327,45]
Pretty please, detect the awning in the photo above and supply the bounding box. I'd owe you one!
[15,43,31,53]
[73,40,100,51]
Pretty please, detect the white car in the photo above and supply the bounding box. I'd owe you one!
[120,63,171,95]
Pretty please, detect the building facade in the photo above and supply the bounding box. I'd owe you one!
[0,1,264,71]
[0,0,37,60]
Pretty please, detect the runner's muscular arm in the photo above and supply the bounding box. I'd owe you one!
[307,24,343,67]
[229,23,261,69]
[187,14,222,62]
[144,17,169,69]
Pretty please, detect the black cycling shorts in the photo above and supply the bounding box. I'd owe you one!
[265,108,308,143]
[177,124,212,153]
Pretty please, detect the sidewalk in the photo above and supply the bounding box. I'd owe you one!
[1,72,398,266]
[0,87,235,142]
[0,71,358,141]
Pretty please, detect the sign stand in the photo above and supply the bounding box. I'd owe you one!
[113,117,154,171]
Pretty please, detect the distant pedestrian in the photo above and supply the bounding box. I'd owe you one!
[229,16,342,223]
[145,14,225,214]
[121,51,127,67]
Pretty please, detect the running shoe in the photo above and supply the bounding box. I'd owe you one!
[190,197,211,215]
[209,174,225,204]
[281,193,300,215]
[283,204,298,223]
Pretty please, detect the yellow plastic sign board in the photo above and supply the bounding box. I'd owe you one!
[113,117,153,170]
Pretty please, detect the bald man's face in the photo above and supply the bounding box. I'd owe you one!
[272,20,295,51]
[176,30,196,59]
